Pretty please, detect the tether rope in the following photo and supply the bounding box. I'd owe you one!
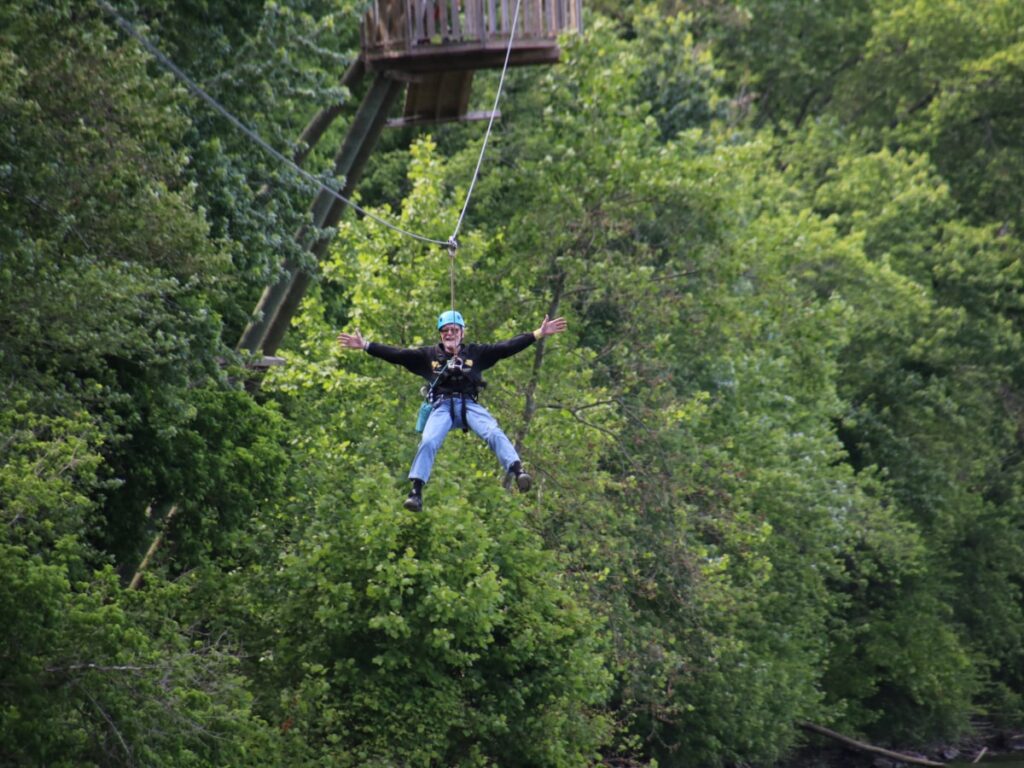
[448,243,457,313]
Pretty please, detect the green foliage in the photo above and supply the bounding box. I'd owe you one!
[0,551,282,767]
[4,0,1024,764]
[700,0,876,127]
[257,488,611,766]
[779,96,1024,738]
[631,8,725,140]
[0,5,297,764]
[923,40,1024,232]
[0,398,283,766]
[108,0,367,335]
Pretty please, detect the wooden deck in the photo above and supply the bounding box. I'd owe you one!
[362,0,582,73]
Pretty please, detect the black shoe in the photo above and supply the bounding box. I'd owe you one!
[509,462,532,492]
[403,480,424,511]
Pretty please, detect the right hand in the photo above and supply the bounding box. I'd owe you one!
[337,330,366,350]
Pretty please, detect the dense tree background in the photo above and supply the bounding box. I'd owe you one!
[2,0,1022,766]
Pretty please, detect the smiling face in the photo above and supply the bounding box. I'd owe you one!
[439,323,463,352]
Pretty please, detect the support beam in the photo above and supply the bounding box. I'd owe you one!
[237,71,405,356]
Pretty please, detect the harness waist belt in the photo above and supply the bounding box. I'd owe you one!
[433,392,478,403]
[433,392,476,433]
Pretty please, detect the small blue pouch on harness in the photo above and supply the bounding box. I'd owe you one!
[415,401,432,432]
[415,358,453,432]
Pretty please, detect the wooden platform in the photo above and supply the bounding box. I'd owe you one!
[362,0,581,74]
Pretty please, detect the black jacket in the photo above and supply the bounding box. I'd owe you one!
[366,333,536,401]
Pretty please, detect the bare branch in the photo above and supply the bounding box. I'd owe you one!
[46,663,151,675]
[129,503,181,590]
[79,685,134,765]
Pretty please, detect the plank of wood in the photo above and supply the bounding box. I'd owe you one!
[449,0,461,39]
[388,109,499,128]
[425,0,436,40]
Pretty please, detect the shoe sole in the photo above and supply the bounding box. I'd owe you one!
[516,472,532,492]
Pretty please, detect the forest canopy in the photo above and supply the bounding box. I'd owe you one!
[1,1,1023,766]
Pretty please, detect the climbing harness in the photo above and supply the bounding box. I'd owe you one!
[436,393,474,434]
[416,345,487,434]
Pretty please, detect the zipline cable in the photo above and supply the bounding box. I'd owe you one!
[446,0,523,315]
[97,0,449,248]
[98,0,524,310]
[450,0,521,245]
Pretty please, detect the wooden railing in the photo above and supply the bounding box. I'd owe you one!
[362,0,582,57]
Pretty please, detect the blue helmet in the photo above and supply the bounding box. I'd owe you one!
[437,310,465,330]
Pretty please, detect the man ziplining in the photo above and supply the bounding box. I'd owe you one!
[338,310,567,511]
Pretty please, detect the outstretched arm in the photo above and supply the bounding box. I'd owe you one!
[533,315,568,339]
[465,315,569,369]
[337,329,434,378]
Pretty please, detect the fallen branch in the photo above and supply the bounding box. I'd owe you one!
[972,747,988,764]
[129,504,180,590]
[799,722,944,767]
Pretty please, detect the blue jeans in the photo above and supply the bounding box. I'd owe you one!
[409,397,520,483]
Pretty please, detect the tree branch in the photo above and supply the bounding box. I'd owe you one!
[46,663,150,675]
[129,503,180,590]
[513,269,565,453]
[799,722,944,767]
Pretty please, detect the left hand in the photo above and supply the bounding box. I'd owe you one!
[534,315,568,338]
